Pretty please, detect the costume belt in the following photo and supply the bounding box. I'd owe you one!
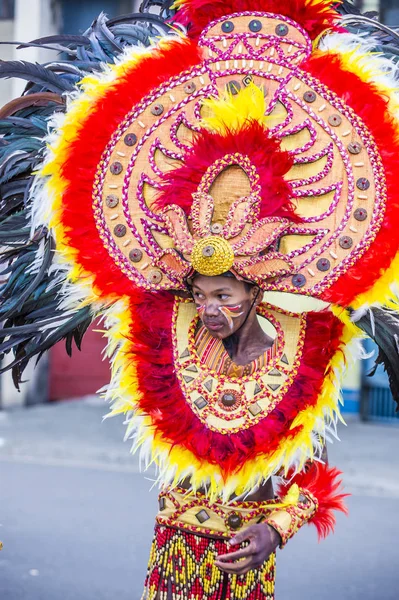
[156,487,307,540]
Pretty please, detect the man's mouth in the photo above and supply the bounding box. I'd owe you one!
[204,320,225,332]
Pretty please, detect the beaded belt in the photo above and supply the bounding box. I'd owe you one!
[156,488,284,539]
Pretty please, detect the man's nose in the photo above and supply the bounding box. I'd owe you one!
[204,302,219,318]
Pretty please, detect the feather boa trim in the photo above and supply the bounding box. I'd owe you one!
[106,291,359,500]
[305,37,399,310]
[278,462,348,540]
[38,37,203,307]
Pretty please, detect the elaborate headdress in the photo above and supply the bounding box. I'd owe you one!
[1,0,399,498]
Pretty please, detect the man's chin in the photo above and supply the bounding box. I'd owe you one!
[204,324,226,338]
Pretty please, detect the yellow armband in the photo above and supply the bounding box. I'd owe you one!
[266,489,318,547]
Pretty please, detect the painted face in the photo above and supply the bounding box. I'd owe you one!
[191,274,258,339]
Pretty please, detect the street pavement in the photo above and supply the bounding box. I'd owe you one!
[0,398,399,600]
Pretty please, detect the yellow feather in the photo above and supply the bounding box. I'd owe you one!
[281,483,300,505]
[351,250,399,312]
[200,84,269,133]
[315,45,399,117]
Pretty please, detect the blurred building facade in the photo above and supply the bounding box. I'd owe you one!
[0,0,141,407]
[0,0,397,414]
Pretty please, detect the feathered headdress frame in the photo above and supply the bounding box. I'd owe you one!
[31,0,399,308]
[2,0,399,493]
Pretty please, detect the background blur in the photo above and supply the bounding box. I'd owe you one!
[1,1,399,599]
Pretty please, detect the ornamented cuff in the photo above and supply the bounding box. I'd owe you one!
[266,488,318,548]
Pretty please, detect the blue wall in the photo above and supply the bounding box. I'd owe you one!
[341,388,360,414]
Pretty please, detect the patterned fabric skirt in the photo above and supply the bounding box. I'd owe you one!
[141,524,275,600]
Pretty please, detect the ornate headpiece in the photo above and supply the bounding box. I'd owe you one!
[2,0,399,497]
[38,0,398,314]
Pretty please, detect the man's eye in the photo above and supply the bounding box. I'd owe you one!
[219,295,230,300]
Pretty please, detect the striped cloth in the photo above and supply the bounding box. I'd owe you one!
[195,324,277,377]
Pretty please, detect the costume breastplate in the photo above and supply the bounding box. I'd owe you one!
[173,299,305,434]
[110,292,353,499]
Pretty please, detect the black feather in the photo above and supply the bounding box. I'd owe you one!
[91,13,124,53]
[26,34,91,47]
[0,116,45,133]
[351,307,399,410]
[0,40,79,55]
[0,1,176,388]
[0,60,75,93]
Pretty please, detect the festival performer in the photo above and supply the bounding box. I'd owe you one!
[1,1,399,598]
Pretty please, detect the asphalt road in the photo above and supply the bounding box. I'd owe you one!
[1,400,399,600]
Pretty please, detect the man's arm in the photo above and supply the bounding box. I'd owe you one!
[216,459,346,575]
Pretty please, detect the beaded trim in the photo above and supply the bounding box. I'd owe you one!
[199,11,312,64]
[156,487,289,538]
[290,142,334,188]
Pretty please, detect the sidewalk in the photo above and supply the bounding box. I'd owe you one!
[1,397,398,497]
[1,398,399,600]
[0,397,135,473]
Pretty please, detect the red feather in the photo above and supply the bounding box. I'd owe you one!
[58,38,203,300]
[278,462,349,539]
[173,0,341,40]
[306,51,399,307]
[155,121,299,222]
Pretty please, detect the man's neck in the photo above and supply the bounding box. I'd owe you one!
[223,313,273,366]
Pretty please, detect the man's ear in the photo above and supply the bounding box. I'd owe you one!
[252,286,263,305]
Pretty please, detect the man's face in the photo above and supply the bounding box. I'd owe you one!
[191,274,257,339]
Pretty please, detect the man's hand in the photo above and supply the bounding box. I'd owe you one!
[215,523,281,575]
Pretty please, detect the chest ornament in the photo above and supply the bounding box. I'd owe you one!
[173,299,306,434]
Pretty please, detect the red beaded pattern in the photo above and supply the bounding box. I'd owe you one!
[142,524,275,600]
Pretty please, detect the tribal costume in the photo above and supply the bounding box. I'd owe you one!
[1,1,399,598]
